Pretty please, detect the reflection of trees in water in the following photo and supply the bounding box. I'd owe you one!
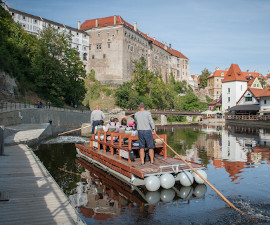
[35,143,85,195]
[160,128,202,157]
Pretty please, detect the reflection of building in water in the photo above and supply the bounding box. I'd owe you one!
[217,127,270,182]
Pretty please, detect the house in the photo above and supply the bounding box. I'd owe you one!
[207,67,227,100]
[221,64,248,112]
[208,95,222,111]
[221,64,266,112]
[188,75,198,89]
[229,88,270,115]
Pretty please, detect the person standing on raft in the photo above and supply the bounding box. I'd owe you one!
[91,105,105,134]
[134,102,155,165]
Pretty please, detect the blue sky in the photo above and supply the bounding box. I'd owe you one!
[6,0,270,76]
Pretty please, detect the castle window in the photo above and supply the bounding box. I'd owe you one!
[228,88,230,93]
[107,31,110,36]
[89,44,91,50]
[116,30,118,34]
[108,43,110,48]
[12,12,15,16]
[124,31,127,36]
[103,54,106,59]
[264,100,267,104]
[98,32,100,37]
[83,53,87,61]
[92,55,95,59]
[228,97,230,102]
[76,32,79,35]
[96,44,102,49]
[22,16,26,20]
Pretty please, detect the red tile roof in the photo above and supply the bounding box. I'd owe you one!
[222,64,247,83]
[191,75,195,80]
[197,76,200,84]
[207,69,227,79]
[80,15,188,59]
[249,88,270,98]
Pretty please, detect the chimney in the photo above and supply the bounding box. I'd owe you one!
[134,21,137,31]
[225,68,229,71]
[95,19,98,27]
[77,21,81,30]
[215,67,220,70]
[153,37,155,40]
[169,43,171,48]
[146,33,149,37]
[114,15,116,25]
[254,70,257,72]
[247,69,249,72]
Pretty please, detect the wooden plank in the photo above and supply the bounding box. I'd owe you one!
[0,144,81,225]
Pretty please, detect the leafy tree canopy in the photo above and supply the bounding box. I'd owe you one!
[199,68,211,88]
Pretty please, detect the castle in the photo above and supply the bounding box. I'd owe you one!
[6,6,189,84]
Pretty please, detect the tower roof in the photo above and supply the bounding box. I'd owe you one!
[222,64,247,83]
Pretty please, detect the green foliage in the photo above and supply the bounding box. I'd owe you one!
[0,5,86,107]
[89,69,96,81]
[205,95,213,103]
[259,77,267,88]
[114,57,206,111]
[167,115,186,122]
[199,68,211,88]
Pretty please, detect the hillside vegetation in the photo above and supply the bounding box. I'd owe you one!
[0,3,86,107]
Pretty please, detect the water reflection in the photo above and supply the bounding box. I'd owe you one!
[159,125,270,184]
[69,158,207,221]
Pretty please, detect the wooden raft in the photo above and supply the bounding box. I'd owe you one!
[76,141,203,179]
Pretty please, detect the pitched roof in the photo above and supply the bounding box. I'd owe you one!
[191,75,195,80]
[222,64,247,83]
[80,15,188,59]
[207,69,227,79]
[249,88,270,97]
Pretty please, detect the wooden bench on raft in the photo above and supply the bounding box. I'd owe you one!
[89,130,167,163]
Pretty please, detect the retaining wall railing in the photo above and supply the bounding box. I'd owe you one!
[226,114,270,120]
[0,101,91,114]
[0,125,4,155]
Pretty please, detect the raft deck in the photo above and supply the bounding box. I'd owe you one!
[76,143,204,179]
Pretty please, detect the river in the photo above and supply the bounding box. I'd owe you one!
[35,124,270,224]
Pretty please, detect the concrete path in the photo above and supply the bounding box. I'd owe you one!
[0,144,85,225]
[4,123,52,146]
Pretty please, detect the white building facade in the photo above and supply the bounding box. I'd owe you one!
[6,7,89,68]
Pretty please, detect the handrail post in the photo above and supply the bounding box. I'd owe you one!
[0,125,4,156]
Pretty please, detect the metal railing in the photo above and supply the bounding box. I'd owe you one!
[226,114,270,120]
[0,101,91,114]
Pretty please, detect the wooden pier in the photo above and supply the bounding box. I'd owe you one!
[0,144,84,225]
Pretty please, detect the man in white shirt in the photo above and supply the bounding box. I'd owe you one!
[90,105,105,134]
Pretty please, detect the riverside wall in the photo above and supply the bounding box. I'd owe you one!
[0,109,91,136]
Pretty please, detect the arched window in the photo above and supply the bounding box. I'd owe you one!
[83,53,87,61]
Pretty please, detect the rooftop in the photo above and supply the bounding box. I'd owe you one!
[81,15,188,59]
[7,6,88,35]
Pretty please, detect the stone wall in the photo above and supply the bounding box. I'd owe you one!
[0,109,91,136]
[0,70,17,98]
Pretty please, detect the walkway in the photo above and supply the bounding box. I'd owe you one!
[0,145,84,224]
[4,123,51,146]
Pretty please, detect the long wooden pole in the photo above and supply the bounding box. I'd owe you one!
[154,131,246,216]
[58,124,92,136]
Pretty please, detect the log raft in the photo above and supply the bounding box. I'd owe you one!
[75,131,205,190]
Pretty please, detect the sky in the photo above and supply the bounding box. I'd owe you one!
[5,0,270,76]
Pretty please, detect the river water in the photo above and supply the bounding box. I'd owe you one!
[35,124,270,224]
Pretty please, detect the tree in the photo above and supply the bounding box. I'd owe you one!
[33,26,86,106]
[199,68,211,88]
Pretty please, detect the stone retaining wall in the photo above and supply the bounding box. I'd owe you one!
[0,109,91,136]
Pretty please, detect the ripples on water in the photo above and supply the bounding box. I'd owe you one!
[35,125,270,224]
